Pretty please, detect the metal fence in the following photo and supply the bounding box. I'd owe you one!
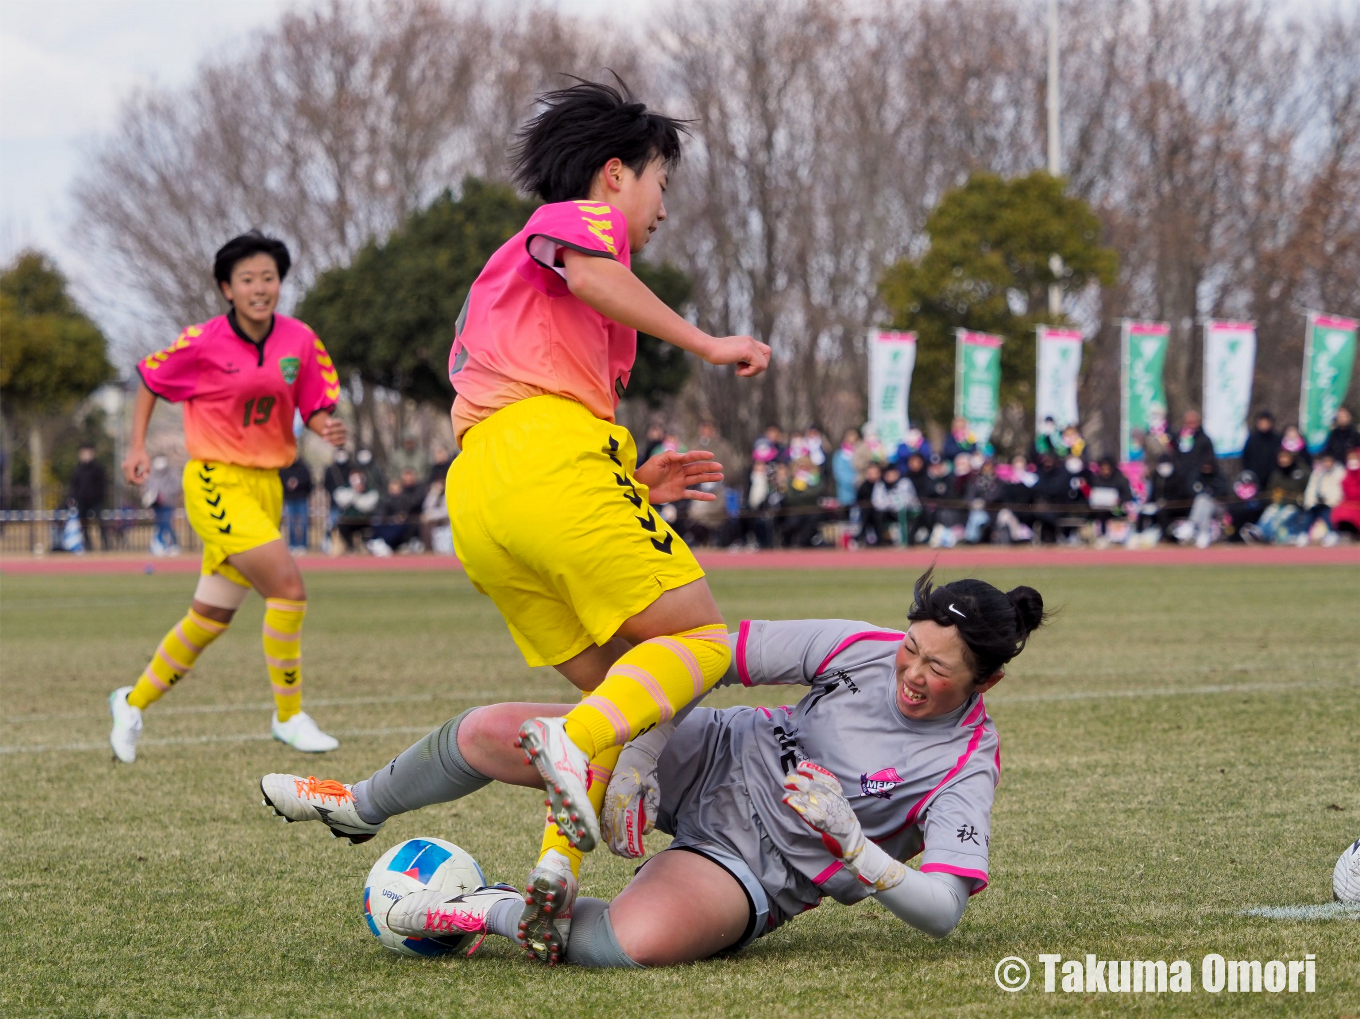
[0,490,336,555]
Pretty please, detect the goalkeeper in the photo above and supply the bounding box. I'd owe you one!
[263,570,1046,965]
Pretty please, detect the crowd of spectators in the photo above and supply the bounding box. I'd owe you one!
[319,442,455,556]
[650,406,1360,551]
[53,403,1360,556]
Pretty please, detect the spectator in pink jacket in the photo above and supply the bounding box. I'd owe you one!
[1330,448,1360,537]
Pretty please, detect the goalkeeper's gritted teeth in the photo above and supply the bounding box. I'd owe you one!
[902,686,927,704]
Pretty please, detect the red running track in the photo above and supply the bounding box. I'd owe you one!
[1,544,1355,576]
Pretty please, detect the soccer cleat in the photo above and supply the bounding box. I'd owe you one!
[259,773,383,843]
[108,686,143,764]
[271,711,339,753]
[386,884,520,941]
[517,717,599,852]
[517,849,577,965]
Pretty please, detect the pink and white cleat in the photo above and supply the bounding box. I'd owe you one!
[386,884,521,946]
[517,717,599,852]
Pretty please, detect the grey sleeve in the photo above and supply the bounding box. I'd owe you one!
[872,870,972,938]
[918,768,994,893]
[718,619,888,688]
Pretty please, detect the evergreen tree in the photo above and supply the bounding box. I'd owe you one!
[1,252,115,512]
[880,172,1117,430]
[300,178,692,416]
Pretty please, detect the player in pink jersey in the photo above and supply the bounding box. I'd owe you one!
[435,78,771,962]
[109,232,347,763]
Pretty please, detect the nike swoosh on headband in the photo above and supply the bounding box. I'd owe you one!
[948,604,966,618]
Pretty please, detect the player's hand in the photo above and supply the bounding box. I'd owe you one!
[311,410,348,446]
[782,762,864,860]
[122,446,151,485]
[600,742,660,859]
[782,761,907,891]
[703,335,770,377]
[636,449,723,504]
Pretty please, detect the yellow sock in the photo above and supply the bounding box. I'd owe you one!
[537,744,623,875]
[562,625,730,760]
[127,608,229,709]
[262,598,306,722]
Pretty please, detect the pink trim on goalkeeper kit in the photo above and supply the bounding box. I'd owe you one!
[811,861,845,885]
[813,630,904,677]
[736,620,752,686]
[920,863,989,895]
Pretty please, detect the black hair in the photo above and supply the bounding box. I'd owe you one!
[511,76,688,203]
[213,231,291,286]
[906,567,1048,682]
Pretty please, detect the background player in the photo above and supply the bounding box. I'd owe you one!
[109,231,347,762]
[440,76,769,947]
[262,569,1046,965]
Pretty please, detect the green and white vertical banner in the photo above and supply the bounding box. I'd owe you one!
[867,329,917,452]
[1201,320,1256,457]
[1300,313,1358,453]
[954,330,1003,448]
[1035,326,1084,431]
[1120,320,1170,461]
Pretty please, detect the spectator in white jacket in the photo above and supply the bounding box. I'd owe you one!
[1302,452,1346,542]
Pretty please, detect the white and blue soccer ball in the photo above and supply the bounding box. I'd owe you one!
[1335,837,1360,904]
[363,837,487,956]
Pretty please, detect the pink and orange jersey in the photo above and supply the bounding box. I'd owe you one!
[448,200,636,442]
[137,313,340,469]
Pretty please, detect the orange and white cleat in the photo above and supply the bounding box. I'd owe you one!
[259,773,383,843]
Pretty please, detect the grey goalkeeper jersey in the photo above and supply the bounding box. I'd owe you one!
[656,619,997,919]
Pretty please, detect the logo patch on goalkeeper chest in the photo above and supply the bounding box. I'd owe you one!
[861,768,904,799]
[278,356,300,384]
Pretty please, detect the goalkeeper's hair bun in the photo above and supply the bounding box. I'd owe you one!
[906,568,1049,681]
[1006,587,1046,640]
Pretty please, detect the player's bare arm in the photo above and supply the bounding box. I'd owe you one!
[122,381,158,483]
[563,250,768,376]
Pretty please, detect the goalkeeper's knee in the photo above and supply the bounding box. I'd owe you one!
[565,898,643,969]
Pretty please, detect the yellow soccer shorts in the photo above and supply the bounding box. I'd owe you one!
[448,394,706,667]
[182,459,284,587]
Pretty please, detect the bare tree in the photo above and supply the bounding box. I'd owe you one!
[71,0,1359,459]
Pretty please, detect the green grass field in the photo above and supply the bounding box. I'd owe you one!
[2,564,1357,1018]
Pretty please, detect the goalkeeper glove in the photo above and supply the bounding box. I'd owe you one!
[782,760,906,891]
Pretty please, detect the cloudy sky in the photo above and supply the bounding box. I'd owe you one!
[0,0,1333,314]
[0,0,629,298]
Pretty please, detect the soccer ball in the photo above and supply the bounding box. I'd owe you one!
[363,837,487,956]
[1335,837,1360,904]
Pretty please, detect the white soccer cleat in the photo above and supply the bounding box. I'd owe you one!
[271,711,339,753]
[108,686,143,764]
[518,717,599,852]
[259,773,383,843]
[386,884,521,940]
[517,849,577,965]
[1336,837,1360,903]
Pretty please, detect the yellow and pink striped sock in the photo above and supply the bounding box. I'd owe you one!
[126,608,229,709]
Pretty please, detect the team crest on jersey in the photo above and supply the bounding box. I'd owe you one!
[278,356,300,384]
[861,767,904,799]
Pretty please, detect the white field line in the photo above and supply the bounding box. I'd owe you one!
[989,678,1356,705]
[2,689,571,725]
[3,678,1355,756]
[0,725,439,756]
[1241,904,1360,920]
